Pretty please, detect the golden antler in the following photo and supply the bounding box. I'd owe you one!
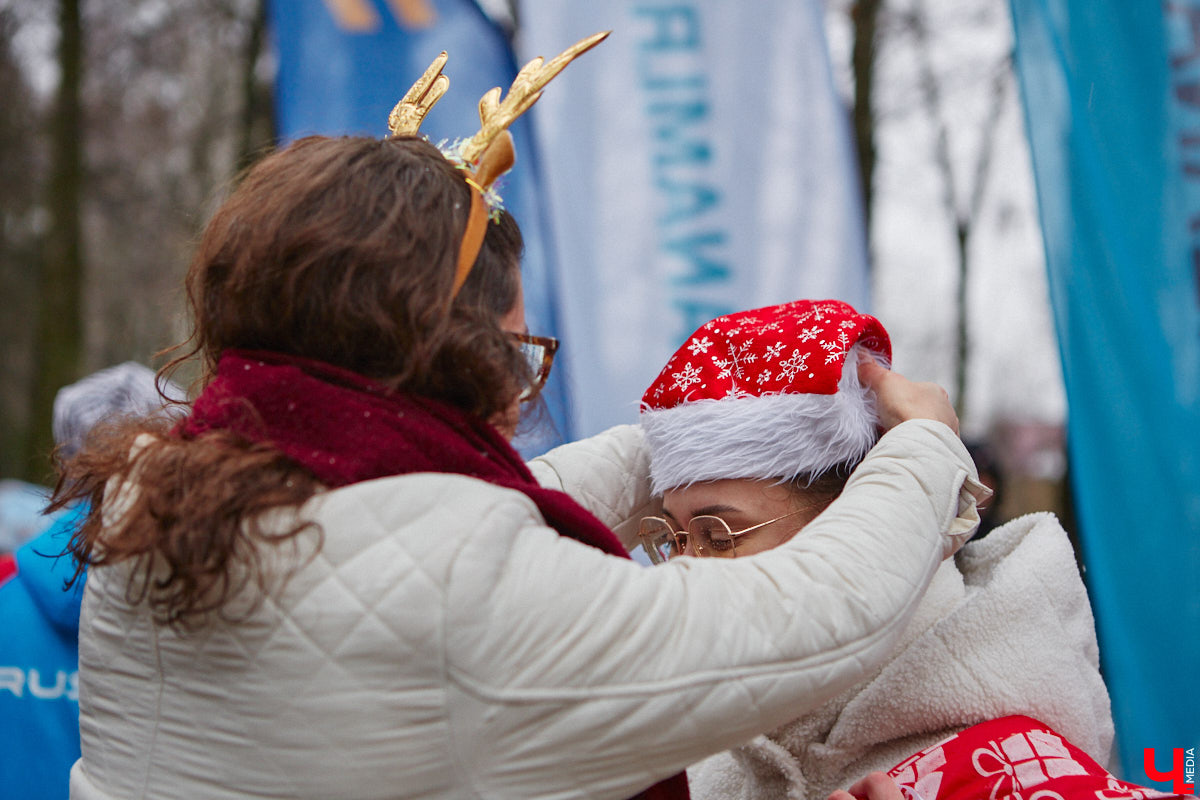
[385,32,610,304]
[458,30,609,164]
[388,51,450,137]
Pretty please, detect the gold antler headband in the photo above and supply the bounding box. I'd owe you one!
[387,31,610,301]
[388,50,449,135]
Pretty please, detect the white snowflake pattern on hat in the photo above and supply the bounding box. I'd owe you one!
[670,362,702,392]
[778,350,810,381]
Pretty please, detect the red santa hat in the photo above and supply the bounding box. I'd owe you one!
[640,299,892,494]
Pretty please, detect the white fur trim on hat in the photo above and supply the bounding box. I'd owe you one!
[641,346,882,494]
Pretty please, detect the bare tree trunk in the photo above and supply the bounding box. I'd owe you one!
[851,0,882,241]
[26,0,84,483]
[956,57,1009,420]
[954,221,969,413]
[0,9,41,481]
[908,1,1008,423]
[910,1,965,417]
[236,0,275,173]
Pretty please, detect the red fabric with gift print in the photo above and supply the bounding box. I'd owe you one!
[887,715,1181,800]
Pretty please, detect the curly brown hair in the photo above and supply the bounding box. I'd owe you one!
[53,135,529,628]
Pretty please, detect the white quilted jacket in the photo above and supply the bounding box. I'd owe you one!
[70,420,984,800]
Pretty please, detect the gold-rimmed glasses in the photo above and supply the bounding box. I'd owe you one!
[637,506,814,564]
[511,333,559,401]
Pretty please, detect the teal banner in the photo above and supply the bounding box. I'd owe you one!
[1009,0,1200,789]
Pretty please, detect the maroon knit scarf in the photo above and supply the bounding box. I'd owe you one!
[180,350,689,800]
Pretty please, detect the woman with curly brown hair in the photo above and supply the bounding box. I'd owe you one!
[54,40,985,800]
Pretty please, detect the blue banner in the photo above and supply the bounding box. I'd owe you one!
[268,0,572,450]
[1009,0,1200,789]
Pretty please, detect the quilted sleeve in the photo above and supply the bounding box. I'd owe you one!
[444,419,985,800]
[527,424,657,553]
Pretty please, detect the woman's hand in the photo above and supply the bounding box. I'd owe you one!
[827,771,907,800]
[858,359,958,435]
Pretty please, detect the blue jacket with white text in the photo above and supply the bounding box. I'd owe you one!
[0,507,85,799]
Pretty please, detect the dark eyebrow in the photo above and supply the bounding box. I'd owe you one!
[692,504,741,517]
[662,503,742,523]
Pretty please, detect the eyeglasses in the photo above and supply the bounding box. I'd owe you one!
[511,333,559,401]
[637,506,814,564]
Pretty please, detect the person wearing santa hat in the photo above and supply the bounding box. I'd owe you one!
[639,299,1115,800]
